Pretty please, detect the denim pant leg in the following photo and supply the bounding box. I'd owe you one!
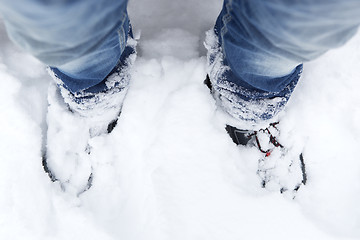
[207,0,360,128]
[0,0,130,93]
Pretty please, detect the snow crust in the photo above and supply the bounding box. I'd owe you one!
[1,0,360,239]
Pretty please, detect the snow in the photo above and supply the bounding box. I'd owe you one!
[1,0,360,239]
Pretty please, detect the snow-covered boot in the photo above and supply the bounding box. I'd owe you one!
[205,75,307,198]
[42,37,137,195]
[226,122,307,195]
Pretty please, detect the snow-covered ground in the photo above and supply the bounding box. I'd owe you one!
[1,0,360,239]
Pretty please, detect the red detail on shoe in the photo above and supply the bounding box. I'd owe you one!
[265,151,272,157]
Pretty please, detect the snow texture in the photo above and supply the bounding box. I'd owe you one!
[1,0,360,239]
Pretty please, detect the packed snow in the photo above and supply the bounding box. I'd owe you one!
[0,0,360,239]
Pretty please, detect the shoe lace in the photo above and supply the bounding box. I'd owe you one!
[248,122,283,157]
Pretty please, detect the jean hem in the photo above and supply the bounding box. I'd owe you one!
[205,29,302,129]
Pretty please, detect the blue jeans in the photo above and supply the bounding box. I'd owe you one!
[0,0,130,93]
[0,0,359,124]
[207,0,360,126]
